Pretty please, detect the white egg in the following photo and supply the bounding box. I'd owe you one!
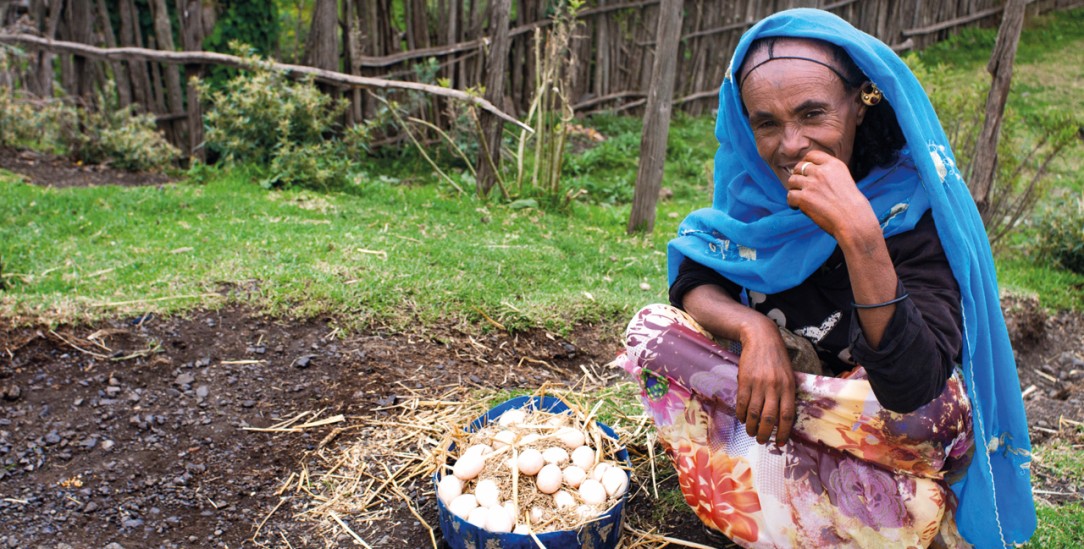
[467,506,489,527]
[519,433,541,446]
[492,430,516,449]
[530,505,546,524]
[552,489,576,509]
[513,524,530,535]
[561,465,586,488]
[556,427,586,449]
[517,448,545,476]
[448,493,478,519]
[453,452,485,480]
[591,462,611,482]
[502,500,517,517]
[576,504,597,519]
[437,475,463,505]
[602,466,629,498]
[498,409,528,427]
[485,504,514,533]
[579,479,607,505]
[541,447,569,466]
[571,446,596,470]
[475,478,501,508]
[535,464,563,494]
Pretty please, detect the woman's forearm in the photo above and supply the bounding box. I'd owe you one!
[836,215,899,349]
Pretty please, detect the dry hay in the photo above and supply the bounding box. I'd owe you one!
[249,368,716,548]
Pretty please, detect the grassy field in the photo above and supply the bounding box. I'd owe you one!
[1,6,1083,547]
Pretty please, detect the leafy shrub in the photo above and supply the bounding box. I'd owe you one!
[264,140,349,191]
[72,104,180,171]
[906,55,1077,248]
[1034,192,1084,274]
[0,92,74,153]
[201,52,349,190]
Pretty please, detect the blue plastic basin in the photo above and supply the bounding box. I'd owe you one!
[434,395,629,549]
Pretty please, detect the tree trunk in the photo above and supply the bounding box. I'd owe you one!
[305,0,341,100]
[176,0,206,160]
[305,0,340,72]
[96,0,132,108]
[476,0,512,197]
[969,0,1027,219]
[60,0,96,107]
[26,0,62,98]
[119,0,154,110]
[627,0,683,233]
[151,0,187,150]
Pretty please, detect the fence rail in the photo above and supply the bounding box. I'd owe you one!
[0,0,1080,157]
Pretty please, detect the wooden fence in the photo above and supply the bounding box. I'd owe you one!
[0,0,1080,158]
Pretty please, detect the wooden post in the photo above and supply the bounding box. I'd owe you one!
[627,0,683,233]
[176,0,206,161]
[151,0,187,150]
[969,0,1027,219]
[476,0,512,197]
[96,0,132,109]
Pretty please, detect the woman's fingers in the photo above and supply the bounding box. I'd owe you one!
[775,386,797,447]
[755,397,779,444]
[744,389,765,439]
[735,379,751,424]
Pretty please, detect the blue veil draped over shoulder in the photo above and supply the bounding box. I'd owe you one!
[667,8,1035,547]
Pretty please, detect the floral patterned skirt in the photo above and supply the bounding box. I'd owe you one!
[622,304,975,548]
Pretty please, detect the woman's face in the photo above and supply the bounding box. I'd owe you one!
[739,39,868,185]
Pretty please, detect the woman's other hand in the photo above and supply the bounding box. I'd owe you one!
[734,319,797,446]
[785,150,879,241]
[683,285,797,446]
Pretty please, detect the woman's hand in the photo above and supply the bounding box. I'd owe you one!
[785,150,878,240]
[734,319,797,446]
[683,285,797,447]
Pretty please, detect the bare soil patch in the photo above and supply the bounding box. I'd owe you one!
[0,302,1080,548]
[0,308,722,547]
[0,147,174,188]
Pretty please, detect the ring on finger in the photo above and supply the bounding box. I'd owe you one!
[799,161,812,176]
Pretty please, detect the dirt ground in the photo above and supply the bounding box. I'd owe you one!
[2,153,1082,548]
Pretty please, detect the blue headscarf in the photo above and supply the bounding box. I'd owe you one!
[668,9,1035,547]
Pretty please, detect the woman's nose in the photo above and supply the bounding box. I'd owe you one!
[780,124,810,157]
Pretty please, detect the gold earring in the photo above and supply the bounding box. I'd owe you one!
[861,83,882,106]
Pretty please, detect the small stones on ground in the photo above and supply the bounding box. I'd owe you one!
[1,385,21,402]
[293,355,313,369]
[174,373,195,386]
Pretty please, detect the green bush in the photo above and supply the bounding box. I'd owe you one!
[906,55,1077,248]
[201,53,350,190]
[264,140,350,191]
[0,92,74,153]
[72,104,180,171]
[1034,191,1084,274]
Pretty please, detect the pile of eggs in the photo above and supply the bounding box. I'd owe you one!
[437,406,630,535]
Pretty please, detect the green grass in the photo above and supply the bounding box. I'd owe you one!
[1028,503,1084,548]
[0,166,684,330]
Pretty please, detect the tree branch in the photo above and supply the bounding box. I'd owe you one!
[0,32,531,132]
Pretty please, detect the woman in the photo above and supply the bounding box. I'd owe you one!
[622,9,1034,548]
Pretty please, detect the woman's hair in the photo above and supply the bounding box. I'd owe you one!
[740,37,906,181]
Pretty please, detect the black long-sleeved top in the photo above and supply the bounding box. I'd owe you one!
[669,211,961,413]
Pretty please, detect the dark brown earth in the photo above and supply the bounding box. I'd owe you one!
[1,153,1081,548]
